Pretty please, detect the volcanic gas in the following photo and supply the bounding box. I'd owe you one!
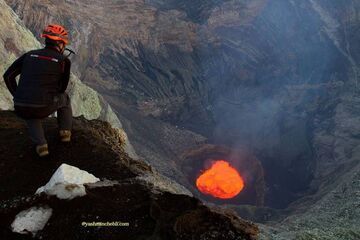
[196,160,245,199]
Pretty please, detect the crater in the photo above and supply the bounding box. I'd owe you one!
[181,144,265,206]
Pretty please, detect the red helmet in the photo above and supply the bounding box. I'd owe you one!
[41,24,69,45]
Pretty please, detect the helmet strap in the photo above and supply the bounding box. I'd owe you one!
[58,43,65,54]
[45,38,66,53]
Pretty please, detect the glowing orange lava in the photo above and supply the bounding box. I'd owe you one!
[196,160,245,199]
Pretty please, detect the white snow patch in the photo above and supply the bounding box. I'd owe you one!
[11,206,52,236]
[36,163,100,200]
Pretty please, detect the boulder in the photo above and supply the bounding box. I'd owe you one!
[36,163,100,200]
[11,206,52,236]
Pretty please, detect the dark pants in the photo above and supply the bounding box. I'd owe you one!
[14,93,72,145]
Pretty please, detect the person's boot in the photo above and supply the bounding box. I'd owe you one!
[59,130,71,142]
[36,144,49,157]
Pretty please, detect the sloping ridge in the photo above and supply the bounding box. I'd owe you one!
[0,111,258,240]
[0,0,137,159]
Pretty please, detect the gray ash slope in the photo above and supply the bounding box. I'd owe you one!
[0,111,258,240]
[2,0,360,239]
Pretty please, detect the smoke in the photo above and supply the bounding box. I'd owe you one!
[199,0,355,208]
[212,88,282,149]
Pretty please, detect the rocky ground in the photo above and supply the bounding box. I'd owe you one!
[259,161,360,240]
[1,0,360,239]
[0,111,258,240]
[0,0,136,157]
[6,0,359,208]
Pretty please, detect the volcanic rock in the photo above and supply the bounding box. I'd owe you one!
[35,163,100,200]
[0,0,137,159]
[11,206,52,236]
[0,111,258,240]
[2,0,360,239]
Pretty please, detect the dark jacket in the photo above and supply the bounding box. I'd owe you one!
[3,46,71,106]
